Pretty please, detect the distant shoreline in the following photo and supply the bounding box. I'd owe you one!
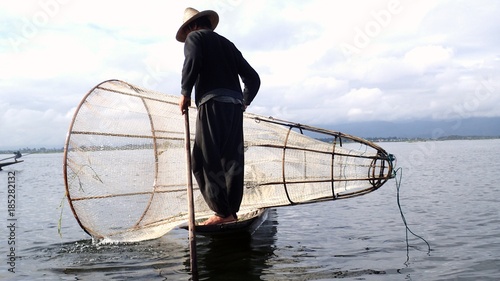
[0,147,64,155]
[1,135,499,154]
[366,135,500,143]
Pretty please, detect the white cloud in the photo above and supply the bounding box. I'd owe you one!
[0,105,70,149]
[1,0,499,148]
[403,45,453,73]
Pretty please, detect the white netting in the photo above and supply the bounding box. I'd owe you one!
[63,80,394,242]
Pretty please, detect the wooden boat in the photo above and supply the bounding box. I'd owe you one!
[0,153,23,171]
[180,209,269,236]
[0,160,23,171]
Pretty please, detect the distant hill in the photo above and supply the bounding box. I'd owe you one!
[321,117,500,139]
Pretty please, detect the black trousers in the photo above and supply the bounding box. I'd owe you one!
[192,100,244,218]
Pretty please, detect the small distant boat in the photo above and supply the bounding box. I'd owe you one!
[0,152,23,171]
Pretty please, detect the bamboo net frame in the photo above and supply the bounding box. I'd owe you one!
[63,80,395,242]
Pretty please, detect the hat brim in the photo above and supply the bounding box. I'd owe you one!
[176,10,219,42]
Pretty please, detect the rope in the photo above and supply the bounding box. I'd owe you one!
[394,167,432,264]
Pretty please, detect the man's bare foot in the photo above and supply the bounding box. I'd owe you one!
[201,215,237,226]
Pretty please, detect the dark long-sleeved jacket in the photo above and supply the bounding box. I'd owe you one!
[181,29,260,107]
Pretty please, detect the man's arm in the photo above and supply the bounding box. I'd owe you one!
[180,32,202,106]
[179,95,191,114]
[240,60,260,106]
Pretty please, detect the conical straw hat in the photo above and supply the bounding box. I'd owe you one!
[176,7,219,42]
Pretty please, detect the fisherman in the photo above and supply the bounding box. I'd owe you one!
[14,151,22,161]
[177,7,260,225]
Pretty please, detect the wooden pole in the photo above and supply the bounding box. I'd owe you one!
[184,109,198,280]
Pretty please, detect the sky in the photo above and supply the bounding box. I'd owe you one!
[1,0,499,149]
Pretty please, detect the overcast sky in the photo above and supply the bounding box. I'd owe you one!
[1,0,499,149]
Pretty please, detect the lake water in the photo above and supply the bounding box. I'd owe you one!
[1,139,499,280]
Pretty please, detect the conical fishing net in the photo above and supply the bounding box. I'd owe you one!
[63,80,394,242]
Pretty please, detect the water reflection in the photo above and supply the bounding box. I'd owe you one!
[195,208,278,281]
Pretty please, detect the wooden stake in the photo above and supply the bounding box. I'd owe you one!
[184,109,198,280]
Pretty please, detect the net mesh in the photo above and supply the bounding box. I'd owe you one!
[63,80,394,242]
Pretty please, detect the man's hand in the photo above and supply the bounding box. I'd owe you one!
[179,95,191,115]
